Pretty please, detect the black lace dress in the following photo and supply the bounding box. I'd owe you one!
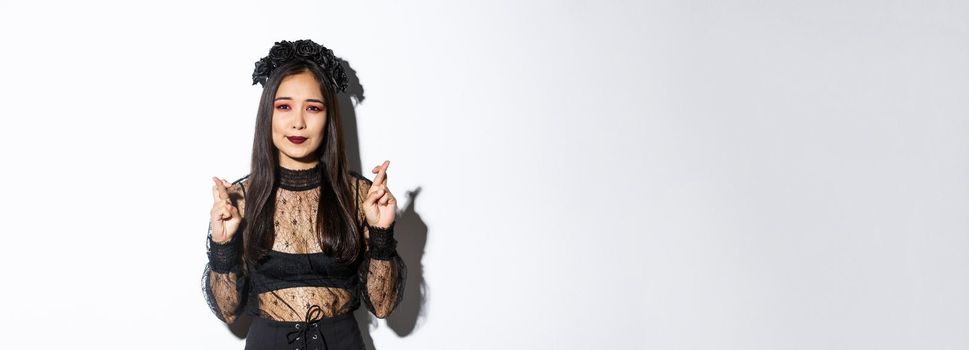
[201,162,406,349]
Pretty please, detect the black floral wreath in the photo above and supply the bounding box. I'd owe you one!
[251,39,349,92]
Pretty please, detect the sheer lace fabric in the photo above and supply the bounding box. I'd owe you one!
[202,163,405,324]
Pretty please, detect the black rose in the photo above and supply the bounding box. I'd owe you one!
[330,64,348,92]
[268,41,295,66]
[251,39,349,92]
[294,39,320,57]
[251,57,272,85]
[314,49,332,69]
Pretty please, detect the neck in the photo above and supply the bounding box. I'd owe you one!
[276,161,323,191]
[279,157,320,171]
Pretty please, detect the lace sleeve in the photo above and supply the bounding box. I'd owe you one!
[353,173,407,319]
[201,178,250,324]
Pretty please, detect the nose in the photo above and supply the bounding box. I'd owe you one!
[292,107,306,130]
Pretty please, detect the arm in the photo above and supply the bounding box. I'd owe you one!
[355,175,407,318]
[201,179,249,324]
[359,222,407,318]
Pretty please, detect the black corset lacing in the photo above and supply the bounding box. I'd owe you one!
[285,304,328,350]
[274,162,330,349]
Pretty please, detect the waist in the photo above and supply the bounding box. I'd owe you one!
[251,310,357,328]
[248,285,362,321]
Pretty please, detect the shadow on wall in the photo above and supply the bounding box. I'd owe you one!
[356,187,428,349]
[339,60,429,349]
[221,58,429,350]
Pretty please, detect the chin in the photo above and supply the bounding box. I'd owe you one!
[283,151,309,160]
[284,148,321,160]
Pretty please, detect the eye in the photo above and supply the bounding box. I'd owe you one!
[276,104,290,111]
[307,105,324,112]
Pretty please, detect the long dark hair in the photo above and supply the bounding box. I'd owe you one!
[241,58,361,269]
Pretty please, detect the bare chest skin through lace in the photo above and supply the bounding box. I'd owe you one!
[260,185,354,320]
[202,163,406,324]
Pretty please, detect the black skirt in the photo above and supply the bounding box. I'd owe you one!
[245,312,365,350]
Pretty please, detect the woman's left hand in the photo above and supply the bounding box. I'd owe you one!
[363,160,397,229]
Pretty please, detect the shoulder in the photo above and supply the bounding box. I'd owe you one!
[347,171,373,206]
[231,174,250,185]
[347,171,371,218]
[227,174,251,199]
[348,170,373,187]
[224,174,250,217]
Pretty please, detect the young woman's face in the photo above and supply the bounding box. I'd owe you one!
[272,70,327,169]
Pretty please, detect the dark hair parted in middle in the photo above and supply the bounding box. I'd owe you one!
[241,57,362,269]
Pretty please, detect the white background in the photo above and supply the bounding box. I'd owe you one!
[0,0,966,349]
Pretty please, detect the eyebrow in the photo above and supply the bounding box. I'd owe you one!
[274,97,325,104]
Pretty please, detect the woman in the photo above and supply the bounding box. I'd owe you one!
[202,39,406,350]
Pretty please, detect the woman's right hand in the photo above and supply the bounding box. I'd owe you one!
[210,176,242,244]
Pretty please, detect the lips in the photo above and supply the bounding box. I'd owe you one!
[286,136,307,144]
